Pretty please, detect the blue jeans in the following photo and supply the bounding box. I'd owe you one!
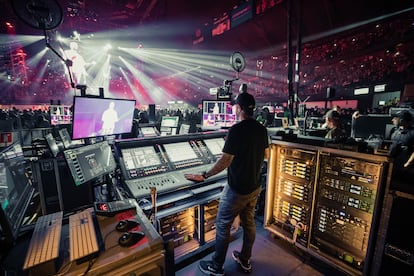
[212,185,261,267]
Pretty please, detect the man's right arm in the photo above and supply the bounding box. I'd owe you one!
[404,152,414,168]
[203,152,234,179]
[264,147,270,160]
[184,152,233,182]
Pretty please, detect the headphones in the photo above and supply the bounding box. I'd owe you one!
[398,111,412,124]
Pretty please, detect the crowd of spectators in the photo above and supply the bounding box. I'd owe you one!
[0,10,413,127]
[239,12,414,102]
[0,105,203,136]
[0,107,53,130]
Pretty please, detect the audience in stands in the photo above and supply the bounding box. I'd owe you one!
[1,12,413,107]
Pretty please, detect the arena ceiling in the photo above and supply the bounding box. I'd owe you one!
[0,0,413,107]
[1,0,413,54]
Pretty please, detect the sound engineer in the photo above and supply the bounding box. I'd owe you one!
[185,92,269,275]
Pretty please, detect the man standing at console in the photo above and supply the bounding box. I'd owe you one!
[185,92,269,275]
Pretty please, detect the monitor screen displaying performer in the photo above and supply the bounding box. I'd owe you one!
[50,105,72,126]
[201,99,237,130]
[72,96,136,140]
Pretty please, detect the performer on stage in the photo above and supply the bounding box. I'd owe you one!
[62,41,92,84]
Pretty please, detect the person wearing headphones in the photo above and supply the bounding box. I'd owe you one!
[389,110,414,168]
[185,91,269,275]
[389,110,414,193]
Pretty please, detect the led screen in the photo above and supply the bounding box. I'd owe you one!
[72,96,136,139]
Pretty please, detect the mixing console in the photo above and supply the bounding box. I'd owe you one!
[115,132,228,200]
[125,165,226,198]
[113,132,230,262]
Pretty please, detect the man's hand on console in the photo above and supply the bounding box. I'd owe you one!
[184,173,205,182]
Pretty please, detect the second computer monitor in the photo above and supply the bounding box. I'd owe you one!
[63,141,117,186]
[160,116,179,135]
[351,114,392,140]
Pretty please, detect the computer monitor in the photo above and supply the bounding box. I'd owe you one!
[179,124,190,134]
[72,96,136,140]
[163,141,199,167]
[384,124,395,140]
[0,143,35,245]
[140,126,158,137]
[160,116,179,135]
[120,145,164,179]
[204,137,225,158]
[201,99,237,130]
[49,105,72,126]
[63,141,117,186]
[351,114,392,139]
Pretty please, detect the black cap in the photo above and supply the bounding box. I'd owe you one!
[235,92,255,113]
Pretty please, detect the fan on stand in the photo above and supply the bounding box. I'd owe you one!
[230,51,246,79]
[11,0,80,90]
[230,51,247,100]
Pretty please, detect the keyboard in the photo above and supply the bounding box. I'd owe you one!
[69,209,99,263]
[23,211,63,270]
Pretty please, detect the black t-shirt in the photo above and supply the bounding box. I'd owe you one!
[223,118,269,194]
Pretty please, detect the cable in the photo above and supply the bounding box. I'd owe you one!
[56,260,73,276]
[82,257,97,276]
[56,231,72,275]
[103,228,117,245]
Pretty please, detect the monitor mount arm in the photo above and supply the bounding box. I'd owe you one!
[43,30,76,89]
[44,31,87,94]
[11,0,86,93]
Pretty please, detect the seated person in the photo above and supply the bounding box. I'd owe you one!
[324,109,345,141]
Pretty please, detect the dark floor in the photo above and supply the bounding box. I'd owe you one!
[176,216,347,276]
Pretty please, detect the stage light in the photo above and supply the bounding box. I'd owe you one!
[73,31,80,41]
